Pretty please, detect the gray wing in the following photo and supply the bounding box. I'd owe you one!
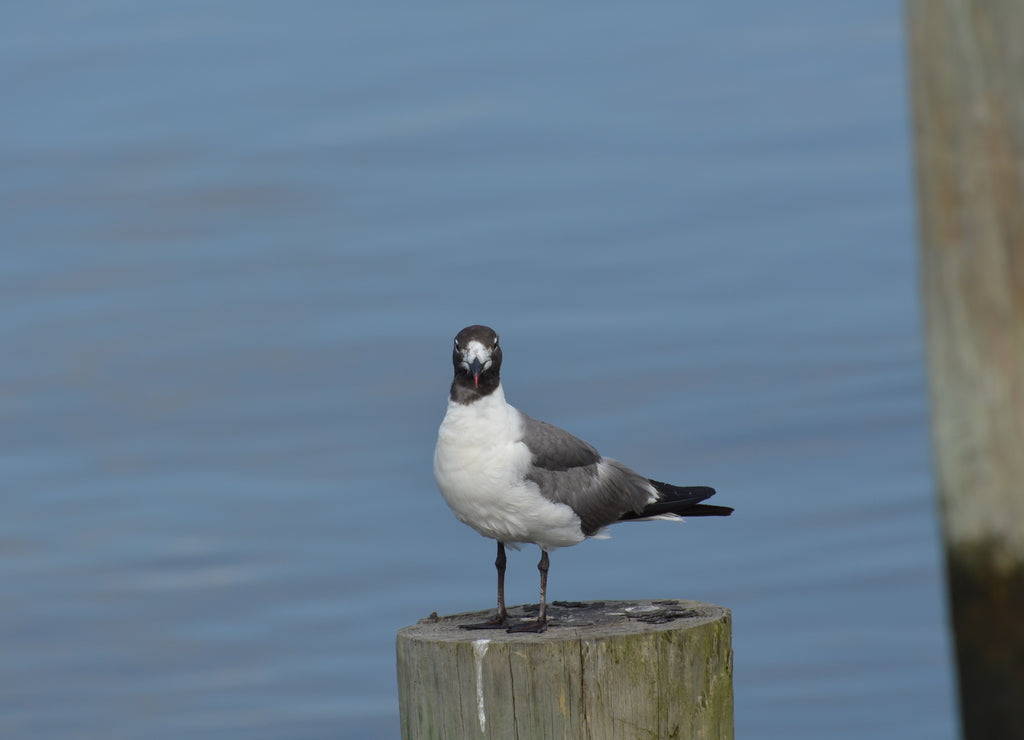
[519,412,656,536]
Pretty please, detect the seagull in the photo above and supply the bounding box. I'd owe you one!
[433,325,733,633]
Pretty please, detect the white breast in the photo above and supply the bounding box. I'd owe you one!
[433,385,585,550]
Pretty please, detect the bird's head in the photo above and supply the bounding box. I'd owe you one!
[452,325,502,389]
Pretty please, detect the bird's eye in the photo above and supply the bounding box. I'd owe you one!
[493,336,499,348]
[454,339,460,349]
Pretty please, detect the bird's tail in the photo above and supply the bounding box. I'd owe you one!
[618,481,733,521]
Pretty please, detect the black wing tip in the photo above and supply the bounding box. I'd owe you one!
[625,480,732,519]
[648,480,717,502]
[681,503,734,517]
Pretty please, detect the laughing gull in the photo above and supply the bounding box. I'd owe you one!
[433,325,733,633]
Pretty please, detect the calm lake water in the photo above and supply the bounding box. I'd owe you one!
[2,2,958,738]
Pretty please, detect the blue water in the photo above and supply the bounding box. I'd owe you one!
[2,2,957,738]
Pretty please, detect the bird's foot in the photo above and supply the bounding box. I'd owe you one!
[506,619,547,634]
[460,615,509,630]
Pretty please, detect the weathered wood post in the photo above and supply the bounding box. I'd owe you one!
[906,1,1024,737]
[397,600,733,739]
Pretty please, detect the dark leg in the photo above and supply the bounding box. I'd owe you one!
[508,550,549,633]
[538,549,549,622]
[461,541,509,630]
[495,540,508,620]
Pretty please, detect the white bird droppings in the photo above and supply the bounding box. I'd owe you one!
[473,639,489,734]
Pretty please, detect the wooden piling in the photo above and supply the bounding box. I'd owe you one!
[396,599,733,740]
[906,1,1024,736]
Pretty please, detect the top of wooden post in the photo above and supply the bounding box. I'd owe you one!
[399,598,729,643]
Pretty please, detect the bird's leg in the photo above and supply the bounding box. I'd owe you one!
[461,541,509,630]
[508,550,549,633]
[537,550,549,623]
[494,540,508,620]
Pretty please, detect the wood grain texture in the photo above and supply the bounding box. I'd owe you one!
[907,0,1024,560]
[907,1,1024,736]
[397,600,733,740]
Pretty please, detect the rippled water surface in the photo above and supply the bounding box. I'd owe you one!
[2,2,957,738]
